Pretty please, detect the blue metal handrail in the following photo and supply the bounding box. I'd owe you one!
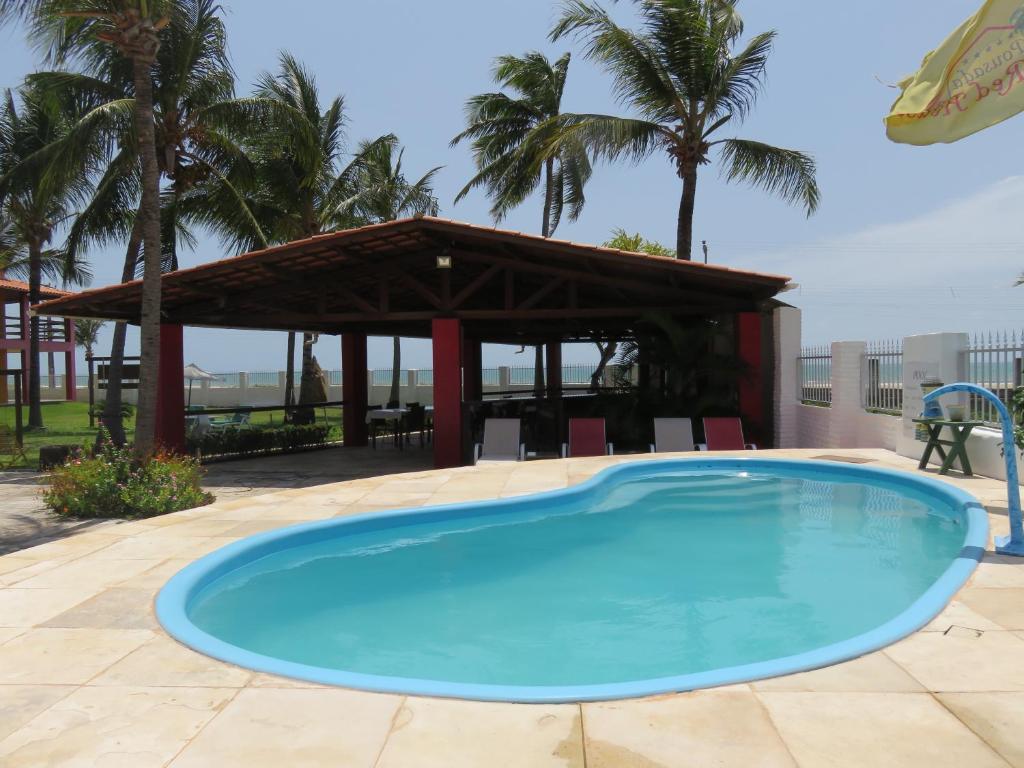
[924,383,1024,556]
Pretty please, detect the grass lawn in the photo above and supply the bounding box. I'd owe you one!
[0,400,135,470]
[1,400,343,469]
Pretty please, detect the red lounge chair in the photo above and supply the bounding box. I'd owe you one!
[561,418,614,458]
[699,418,757,451]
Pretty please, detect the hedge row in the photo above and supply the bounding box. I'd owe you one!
[187,423,335,459]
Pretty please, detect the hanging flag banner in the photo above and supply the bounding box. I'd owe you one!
[886,0,1024,145]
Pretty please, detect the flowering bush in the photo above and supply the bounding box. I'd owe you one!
[43,438,213,519]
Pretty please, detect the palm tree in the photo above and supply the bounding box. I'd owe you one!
[0,87,94,429]
[346,135,441,406]
[452,52,590,238]
[74,317,104,358]
[549,0,820,259]
[0,0,175,456]
[453,52,590,393]
[218,53,394,416]
[27,0,261,446]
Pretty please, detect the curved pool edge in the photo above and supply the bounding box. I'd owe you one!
[155,457,990,704]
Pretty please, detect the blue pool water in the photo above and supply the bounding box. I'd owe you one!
[158,459,987,702]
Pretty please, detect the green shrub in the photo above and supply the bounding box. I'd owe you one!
[187,423,333,459]
[43,439,213,519]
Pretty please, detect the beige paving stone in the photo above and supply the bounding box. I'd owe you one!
[168,687,402,767]
[0,684,75,742]
[41,587,158,630]
[884,630,1024,691]
[220,519,306,537]
[0,587,96,627]
[138,518,242,538]
[959,589,1024,630]
[168,537,241,561]
[759,692,1008,768]
[130,558,193,590]
[0,558,68,586]
[583,690,797,768]
[751,652,925,692]
[86,534,197,560]
[13,533,121,561]
[13,556,163,592]
[925,599,1007,632]
[0,627,25,644]
[376,698,584,768]
[92,635,251,688]
[247,671,327,689]
[0,556,34,578]
[939,692,1024,767]
[0,628,152,684]
[971,556,1024,588]
[0,685,236,767]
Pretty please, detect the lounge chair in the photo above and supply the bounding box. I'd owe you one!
[209,408,252,430]
[561,418,614,458]
[474,418,525,463]
[650,418,696,453]
[699,417,757,451]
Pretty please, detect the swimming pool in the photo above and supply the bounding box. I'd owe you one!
[156,458,987,702]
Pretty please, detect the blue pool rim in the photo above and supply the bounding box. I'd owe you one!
[156,457,989,703]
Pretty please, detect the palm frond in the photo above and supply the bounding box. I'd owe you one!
[716,138,820,215]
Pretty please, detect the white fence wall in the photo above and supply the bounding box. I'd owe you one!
[777,313,900,452]
[776,316,1023,483]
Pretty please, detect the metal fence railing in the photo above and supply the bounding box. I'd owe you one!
[798,345,832,406]
[863,340,903,414]
[966,331,1024,425]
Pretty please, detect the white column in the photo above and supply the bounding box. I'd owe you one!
[896,332,969,460]
[829,341,867,448]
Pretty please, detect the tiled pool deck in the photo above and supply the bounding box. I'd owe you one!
[1,448,1023,767]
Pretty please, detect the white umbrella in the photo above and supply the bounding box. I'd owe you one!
[183,363,217,407]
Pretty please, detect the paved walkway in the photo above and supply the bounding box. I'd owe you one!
[0,449,1023,767]
[0,446,433,555]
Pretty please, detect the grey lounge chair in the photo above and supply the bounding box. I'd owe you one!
[474,419,526,463]
[650,418,696,453]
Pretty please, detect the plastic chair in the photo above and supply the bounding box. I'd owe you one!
[474,419,526,463]
[561,418,614,458]
[699,417,757,451]
[650,418,696,453]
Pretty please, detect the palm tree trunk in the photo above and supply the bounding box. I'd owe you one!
[677,164,698,260]
[132,54,164,458]
[284,332,296,409]
[27,238,43,429]
[293,332,316,424]
[389,336,401,406]
[100,215,143,447]
[541,157,554,238]
[590,341,618,392]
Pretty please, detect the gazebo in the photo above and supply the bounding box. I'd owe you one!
[1,271,77,403]
[34,217,791,467]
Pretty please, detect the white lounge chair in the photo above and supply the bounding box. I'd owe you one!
[650,418,696,453]
[474,418,526,464]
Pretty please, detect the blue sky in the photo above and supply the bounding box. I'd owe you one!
[3,0,1022,372]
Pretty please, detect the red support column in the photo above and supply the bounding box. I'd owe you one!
[432,318,463,468]
[155,324,186,453]
[19,296,30,396]
[545,340,562,399]
[341,333,368,447]
[737,312,764,446]
[64,319,77,402]
[463,336,483,402]
[0,299,7,403]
